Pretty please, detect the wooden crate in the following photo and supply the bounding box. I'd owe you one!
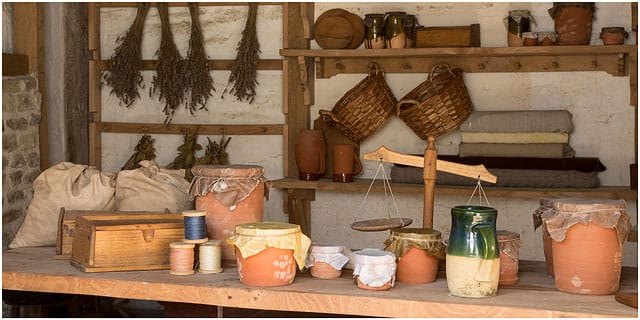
[70,213,184,272]
[55,208,170,260]
[415,24,480,48]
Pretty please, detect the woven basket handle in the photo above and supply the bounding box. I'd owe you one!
[395,99,420,115]
[368,62,382,78]
[319,109,340,124]
[427,64,455,82]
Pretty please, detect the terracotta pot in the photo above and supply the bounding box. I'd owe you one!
[332,144,362,183]
[236,247,297,287]
[295,129,325,181]
[310,261,342,279]
[600,27,627,45]
[552,222,622,295]
[497,230,520,286]
[549,3,595,45]
[396,246,439,284]
[356,277,393,291]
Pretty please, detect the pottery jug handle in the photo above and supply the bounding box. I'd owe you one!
[352,152,362,176]
[471,223,498,282]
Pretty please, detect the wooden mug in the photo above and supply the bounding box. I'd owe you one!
[332,144,362,182]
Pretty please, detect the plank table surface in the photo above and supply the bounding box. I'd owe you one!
[2,247,637,318]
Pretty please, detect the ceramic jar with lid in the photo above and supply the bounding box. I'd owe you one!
[497,230,521,285]
[384,228,446,284]
[537,32,557,46]
[306,243,350,279]
[600,27,628,45]
[352,249,396,290]
[522,32,538,46]
[364,13,386,49]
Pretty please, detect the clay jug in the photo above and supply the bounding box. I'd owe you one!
[332,144,362,182]
[446,206,500,298]
[295,129,325,181]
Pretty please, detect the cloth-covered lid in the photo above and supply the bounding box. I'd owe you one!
[307,243,350,270]
[352,249,396,288]
[188,165,265,208]
[353,248,395,265]
[384,228,446,260]
[191,164,264,178]
[497,230,520,241]
[310,243,345,254]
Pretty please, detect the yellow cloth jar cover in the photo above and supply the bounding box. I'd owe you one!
[227,222,311,269]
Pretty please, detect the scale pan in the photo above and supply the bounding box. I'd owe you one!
[350,218,413,231]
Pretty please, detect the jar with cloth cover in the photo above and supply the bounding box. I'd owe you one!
[227,222,311,287]
[306,243,350,279]
[189,165,266,265]
[352,249,396,291]
[384,228,446,284]
[497,230,521,285]
[532,198,557,277]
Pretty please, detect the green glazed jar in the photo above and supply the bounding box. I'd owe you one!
[364,13,386,49]
[446,205,500,298]
[385,12,406,48]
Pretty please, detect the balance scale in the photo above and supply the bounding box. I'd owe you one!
[361,136,497,229]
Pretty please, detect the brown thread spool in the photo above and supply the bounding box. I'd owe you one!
[169,242,195,275]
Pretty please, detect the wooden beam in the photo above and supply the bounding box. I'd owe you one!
[2,54,29,76]
[95,59,283,71]
[96,122,284,135]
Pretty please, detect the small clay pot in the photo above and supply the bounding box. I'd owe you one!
[310,261,342,279]
[538,32,557,46]
[396,246,439,284]
[600,27,628,45]
[236,247,297,287]
[522,32,538,46]
[356,277,392,291]
[497,230,520,286]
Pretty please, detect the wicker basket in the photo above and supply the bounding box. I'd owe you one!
[396,64,473,140]
[319,63,397,143]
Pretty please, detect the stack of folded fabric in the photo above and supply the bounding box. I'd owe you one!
[390,110,607,188]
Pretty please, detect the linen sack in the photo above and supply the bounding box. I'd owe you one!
[115,160,193,213]
[9,162,116,248]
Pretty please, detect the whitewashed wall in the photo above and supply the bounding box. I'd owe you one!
[99,3,637,266]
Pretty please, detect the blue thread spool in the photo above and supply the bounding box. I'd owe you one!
[182,210,208,244]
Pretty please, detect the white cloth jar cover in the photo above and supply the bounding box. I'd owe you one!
[306,243,350,270]
[352,248,397,288]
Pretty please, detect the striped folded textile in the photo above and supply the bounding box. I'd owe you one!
[458,143,575,158]
[460,132,569,144]
[459,110,573,133]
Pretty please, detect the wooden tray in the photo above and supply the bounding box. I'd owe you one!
[351,217,413,231]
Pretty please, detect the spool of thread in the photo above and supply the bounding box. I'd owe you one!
[199,240,223,274]
[182,210,208,244]
[169,242,195,276]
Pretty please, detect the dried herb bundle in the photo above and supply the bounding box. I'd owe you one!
[121,133,156,170]
[185,3,214,113]
[103,3,150,107]
[166,129,202,181]
[151,3,187,124]
[196,135,231,165]
[222,3,260,103]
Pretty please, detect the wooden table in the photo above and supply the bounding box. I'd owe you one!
[3,247,637,318]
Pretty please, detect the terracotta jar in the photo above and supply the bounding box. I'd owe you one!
[542,198,631,295]
[548,2,595,45]
[384,228,446,284]
[189,165,265,266]
[522,32,539,46]
[352,249,396,291]
[294,129,326,181]
[533,198,555,277]
[538,32,557,46]
[307,243,350,279]
[600,27,627,45]
[385,12,406,49]
[227,222,311,287]
[364,13,386,49]
[332,144,362,183]
[497,230,521,286]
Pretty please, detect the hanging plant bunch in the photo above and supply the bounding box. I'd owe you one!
[185,2,215,113]
[102,2,150,108]
[121,133,156,170]
[151,2,188,125]
[166,128,202,181]
[222,2,261,103]
[196,135,231,165]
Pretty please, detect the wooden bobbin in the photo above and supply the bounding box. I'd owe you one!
[198,240,223,274]
[182,210,209,244]
[169,242,195,276]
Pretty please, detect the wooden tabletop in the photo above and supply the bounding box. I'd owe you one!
[2,247,637,318]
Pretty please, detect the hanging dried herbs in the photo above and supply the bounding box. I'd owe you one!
[166,129,202,181]
[196,135,231,165]
[222,3,260,103]
[185,2,214,113]
[103,3,150,107]
[121,133,156,170]
[151,2,188,125]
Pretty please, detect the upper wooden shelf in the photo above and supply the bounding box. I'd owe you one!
[280,45,638,78]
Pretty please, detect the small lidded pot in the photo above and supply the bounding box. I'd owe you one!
[352,249,396,291]
[306,243,350,279]
[537,32,557,46]
[600,27,628,45]
[522,32,539,46]
[384,228,446,284]
[497,230,521,286]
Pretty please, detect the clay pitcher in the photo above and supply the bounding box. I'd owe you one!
[295,129,325,181]
[446,205,500,298]
[332,144,362,182]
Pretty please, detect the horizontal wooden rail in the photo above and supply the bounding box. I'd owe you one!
[96,122,285,135]
[95,59,283,71]
[95,2,283,8]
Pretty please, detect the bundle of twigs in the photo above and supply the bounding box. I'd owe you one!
[151,2,188,125]
[196,135,231,165]
[222,3,260,103]
[121,133,156,170]
[103,3,150,107]
[166,129,202,181]
[185,2,214,113]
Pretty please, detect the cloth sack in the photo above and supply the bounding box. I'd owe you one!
[9,162,116,248]
[116,160,193,213]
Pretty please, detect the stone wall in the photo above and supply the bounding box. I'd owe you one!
[2,75,41,249]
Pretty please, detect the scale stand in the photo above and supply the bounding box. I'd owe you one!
[363,136,497,229]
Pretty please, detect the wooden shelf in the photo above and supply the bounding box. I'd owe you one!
[272,178,638,200]
[2,247,637,318]
[280,45,637,78]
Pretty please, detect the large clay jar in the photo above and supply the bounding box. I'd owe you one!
[189,165,265,266]
[548,2,596,45]
[384,228,446,284]
[542,198,631,295]
[307,243,350,280]
[497,230,521,286]
[227,222,311,287]
[295,129,326,181]
[352,249,396,291]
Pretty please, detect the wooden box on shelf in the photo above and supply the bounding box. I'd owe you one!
[70,213,184,272]
[415,24,480,48]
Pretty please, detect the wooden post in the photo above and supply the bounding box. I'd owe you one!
[423,136,437,229]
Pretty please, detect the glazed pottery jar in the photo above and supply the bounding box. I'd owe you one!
[446,206,500,298]
[497,230,521,286]
[548,2,595,45]
[542,198,631,295]
[385,12,406,48]
[600,27,627,45]
[352,249,396,291]
[506,10,533,47]
[364,13,386,49]
[189,165,265,266]
[403,14,418,48]
[306,243,350,279]
[294,129,326,181]
[227,222,311,287]
[384,228,446,284]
